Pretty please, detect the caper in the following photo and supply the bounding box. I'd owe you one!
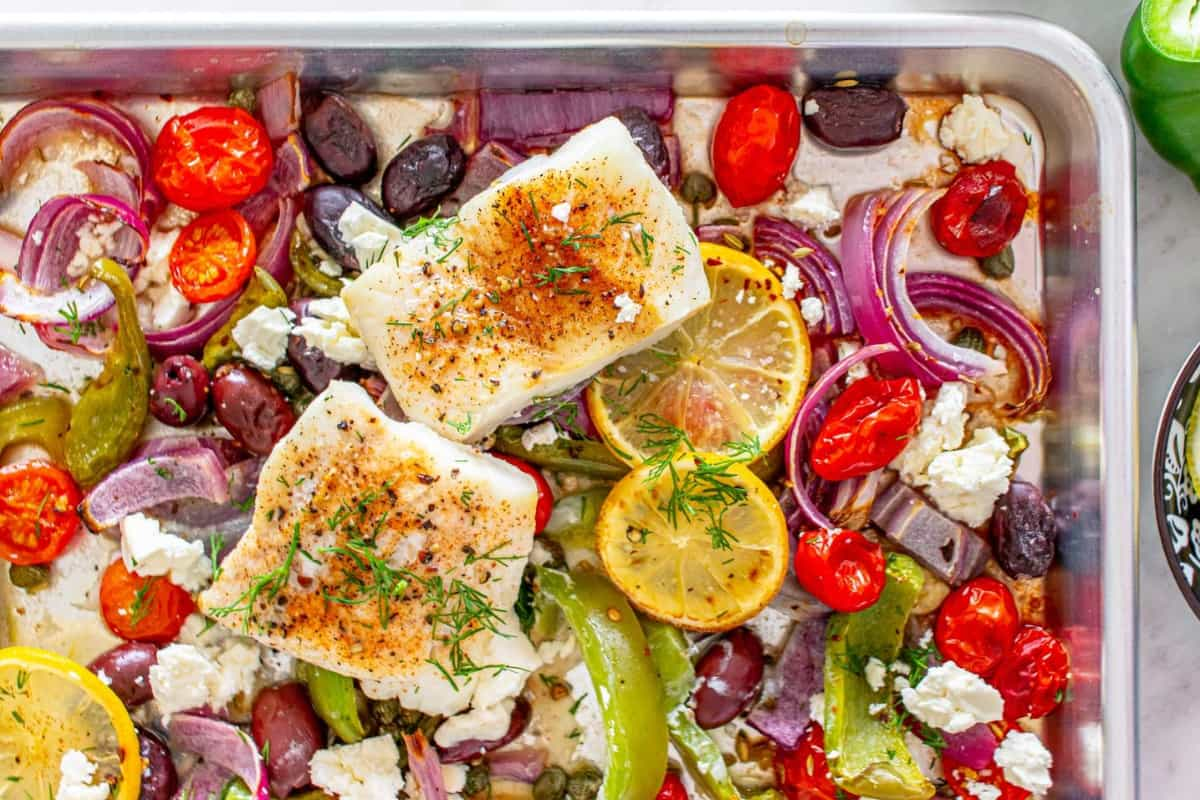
[8,563,49,591]
[464,763,491,798]
[271,365,305,399]
[1002,426,1029,459]
[979,244,1015,279]
[228,87,257,114]
[951,326,987,353]
[534,767,569,800]
[680,172,717,206]
[566,766,603,800]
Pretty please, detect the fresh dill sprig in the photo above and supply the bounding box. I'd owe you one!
[208,523,302,632]
[54,301,99,345]
[320,536,411,629]
[533,265,591,293]
[209,533,225,583]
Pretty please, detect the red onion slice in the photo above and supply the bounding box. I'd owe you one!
[753,216,855,338]
[256,73,301,143]
[486,748,546,783]
[942,722,1000,770]
[440,141,525,216]
[0,344,42,403]
[80,446,230,531]
[168,714,270,800]
[174,760,232,800]
[480,88,672,143]
[403,731,449,800]
[747,614,828,748]
[236,134,323,236]
[76,161,140,211]
[438,697,531,763]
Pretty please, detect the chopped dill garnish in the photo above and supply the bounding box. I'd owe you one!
[208,523,302,632]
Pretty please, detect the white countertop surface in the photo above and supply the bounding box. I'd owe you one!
[12,0,1183,796]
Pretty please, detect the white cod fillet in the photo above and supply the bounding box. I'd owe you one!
[198,381,537,693]
[342,116,710,442]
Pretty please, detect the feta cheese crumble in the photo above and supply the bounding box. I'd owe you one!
[613,292,642,324]
[434,698,515,748]
[56,750,108,800]
[899,661,1004,733]
[784,185,841,232]
[800,296,825,327]
[965,781,1003,800]
[939,95,1013,165]
[804,98,821,116]
[993,730,1053,795]
[743,606,794,653]
[149,641,261,715]
[520,421,561,451]
[337,202,394,253]
[294,296,375,369]
[120,512,210,591]
[836,340,870,383]
[551,201,572,223]
[231,305,296,372]
[780,265,804,300]
[890,381,968,484]
[566,661,608,767]
[809,692,825,724]
[310,735,406,800]
[923,427,1014,527]
[864,657,888,692]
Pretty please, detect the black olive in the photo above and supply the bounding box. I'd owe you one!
[614,107,670,182]
[381,134,467,221]
[303,185,390,272]
[302,91,379,185]
[803,84,907,148]
[992,481,1057,578]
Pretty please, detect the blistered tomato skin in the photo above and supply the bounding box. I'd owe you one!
[935,576,1020,676]
[99,560,195,644]
[152,106,274,212]
[0,462,82,565]
[809,377,924,482]
[992,624,1070,720]
[656,773,689,800]
[169,209,258,303]
[932,160,1029,258]
[775,723,852,800]
[712,84,801,207]
[491,453,553,534]
[794,528,887,613]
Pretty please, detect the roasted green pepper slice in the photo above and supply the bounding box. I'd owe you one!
[290,227,344,298]
[493,426,629,480]
[64,259,150,487]
[543,488,609,552]
[538,567,667,800]
[1123,1,1200,190]
[202,267,289,371]
[296,661,366,743]
[0,395,71,463]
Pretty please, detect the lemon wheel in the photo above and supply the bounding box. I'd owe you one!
[589,242,810,464]
[595,455,789,631]
[0,646,141,800]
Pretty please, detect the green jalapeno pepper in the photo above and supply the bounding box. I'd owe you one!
[296,661,366,743]
[538,567,667,800]
[202,267,289,371]
[493,426,629,480]
[290,228,344,299]
[64,259,150,487]
[0,395,72,463]
[1123,1,1200,190]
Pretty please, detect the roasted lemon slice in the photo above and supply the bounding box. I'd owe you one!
[0,646,141,800]
[588,242,810,464]
[596,455,789,631]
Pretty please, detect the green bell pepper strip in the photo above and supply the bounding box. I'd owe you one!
[202,268,290,371]
[1123,1,1200,190]
[538,567,668,800]
[492,426,629,480]
[543,488,609,552]
[64,258,151,487]
[290,228,343,298]
[296,661,366,743]
[644,619,743,800]
[0,395,71,462]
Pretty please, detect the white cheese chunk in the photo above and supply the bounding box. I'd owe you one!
[923,427,1014,527]
[520,421,562,451]
[836,340,869,383]
[780,265,804,300]
[939,95,1013,164]
[120,512,210,591]
[565,661,608,767]
[783,185,840,232]
[434,698,515,749]
[742,606,794,653]
[613,292,642,324]
[800,296,825,326]
[809,692,825,725]
[149,641,260,715]
[56,750,108,800]
[310,735,406,800]
[993,730,1053,795]
[294,296,375,369]
[890,381,968,484]
[899,661,1004,734]
[231,305,296,372]
[864,657,888,692]
[965,781,1003,800]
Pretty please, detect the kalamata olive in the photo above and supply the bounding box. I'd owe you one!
[381,134,466,221]
[286,333,353,394]
[439,697,531,763]
[303,185,390,271]
[212,363,297,456]
[150,355,210,427]
[88,641,158,707]
[137,727,178,800]
[302,92,378,185]
[252,682,324,798]
[692,627,765,729]
[992,481,1057,578]
[614,107,670,183]
[803,85,907,149]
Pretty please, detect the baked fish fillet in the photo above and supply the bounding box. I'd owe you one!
[342,116,710,442]
[198,381,537,692]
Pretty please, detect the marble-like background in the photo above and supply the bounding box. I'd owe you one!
[21,0,1185,795]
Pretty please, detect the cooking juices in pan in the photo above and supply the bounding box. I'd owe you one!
[0,74,1062,800]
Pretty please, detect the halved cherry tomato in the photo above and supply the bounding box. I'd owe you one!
[810,377,923,481]
[655,773,689,800]
[169,209,258,303]
[491,453,553,534]
[935,576,1019,676]
[712,84,801,207]
[943,721,1031,800]
[932,160,1029,258]
[775,723,856,800]
[992,624,1070,720]
[152,106,273,212]
[794,528,886,613]
[0,462,82,565]
[99,560,195,644]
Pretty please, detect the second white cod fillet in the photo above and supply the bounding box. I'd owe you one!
[342,116,710,442]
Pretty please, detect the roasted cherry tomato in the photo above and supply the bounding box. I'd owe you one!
[794,528,886,613]
[809,377,923,481]
[152,106,273,211]
[943,721,1031,800]
[655,773,689,800]
[935,576,1019,676]
[491,453,553,534]
[932,160,1029,258]
[775,723,856,800]
[992,624,1070,720]
[169,209,258,303]
[99,560,195,644]
[712,84,801,207]
[0,462,82,565]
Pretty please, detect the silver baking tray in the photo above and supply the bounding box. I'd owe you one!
[0,12,1137,799]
